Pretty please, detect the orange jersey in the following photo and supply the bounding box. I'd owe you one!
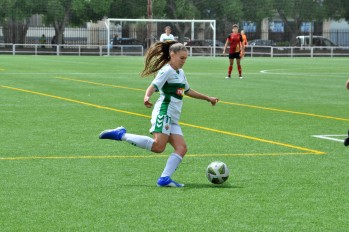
[242,34,248,46]
[227,33,243,54]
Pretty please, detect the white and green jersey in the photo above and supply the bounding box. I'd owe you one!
[151,64,190,125]
[159,33,175,42]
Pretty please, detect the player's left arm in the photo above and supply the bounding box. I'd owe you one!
[240,34,245,51]
[239,34,245,57]
[185,89,219,106]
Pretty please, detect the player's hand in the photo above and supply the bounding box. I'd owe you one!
[144,101,153,108]
[208,97,219,106]
[240,50,245,58]
[144,96,153,108]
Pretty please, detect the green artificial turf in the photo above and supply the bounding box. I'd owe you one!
[1,55,348,231]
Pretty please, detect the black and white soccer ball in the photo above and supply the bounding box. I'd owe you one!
[206,161,230,184]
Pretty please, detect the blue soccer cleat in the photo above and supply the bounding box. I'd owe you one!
[99,126,126,141]
[157,176,184,187]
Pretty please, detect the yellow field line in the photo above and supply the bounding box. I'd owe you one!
[56,76,144,91]
[55,77,349,122]
[186,152,320,157]
[1,85,325,156]
[0,152,320,161]
[1,85,149,119]
[179,122,324,155]
[220,100,349,122]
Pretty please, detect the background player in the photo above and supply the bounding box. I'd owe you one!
[223,24,245,79]
[240,30,248,58]
[159,26,175,42]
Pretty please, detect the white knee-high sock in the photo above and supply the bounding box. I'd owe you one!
[161,153,183,177]
[122,133,154,151]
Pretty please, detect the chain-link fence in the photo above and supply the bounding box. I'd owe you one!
[1,16,349,57]
[1,25,349,47]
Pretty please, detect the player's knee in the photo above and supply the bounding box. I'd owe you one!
[176,144,188,156]
[151,143,166,153]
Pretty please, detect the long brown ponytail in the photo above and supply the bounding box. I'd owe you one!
[141,41,187,77]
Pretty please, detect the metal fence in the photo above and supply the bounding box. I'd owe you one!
[2,43,349,58]
[0,43,144,56]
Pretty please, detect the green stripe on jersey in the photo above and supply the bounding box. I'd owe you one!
[159,95,171,115]
[162,82,185,100]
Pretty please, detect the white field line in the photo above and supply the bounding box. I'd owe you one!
[312,134,347,143]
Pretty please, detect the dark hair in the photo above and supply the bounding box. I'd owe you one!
[232,24,239,28]
[141,41,187,77]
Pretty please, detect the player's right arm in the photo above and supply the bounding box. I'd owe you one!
[144,84,156,108]
[223,39,229,55]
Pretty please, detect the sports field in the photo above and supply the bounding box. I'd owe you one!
[1,55,348,231]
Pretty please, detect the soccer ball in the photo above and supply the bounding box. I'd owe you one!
[206,161,230,184]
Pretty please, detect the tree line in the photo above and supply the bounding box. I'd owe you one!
[0,0,348,45]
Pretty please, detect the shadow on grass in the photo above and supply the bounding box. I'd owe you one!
[119,183,242,189]
[184,183,242,189]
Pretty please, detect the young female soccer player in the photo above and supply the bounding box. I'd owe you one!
[223,24,245,79]
[99,41,219,187]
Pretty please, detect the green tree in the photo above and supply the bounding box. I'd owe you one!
[272,0,347,45]
[151,0,200,41]
[241,0,274,23]
[192,0,244,39]
[0,0,36,44]
[324,0,349,21]
[42,0,113,45]
[108,0,147,18]
[343,0,349,21]
[0,0,114,45]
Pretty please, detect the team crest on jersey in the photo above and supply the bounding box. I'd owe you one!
[176,88,184,96]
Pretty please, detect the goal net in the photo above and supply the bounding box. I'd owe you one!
[105,18,216,56]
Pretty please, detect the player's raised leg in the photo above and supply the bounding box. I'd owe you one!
[99,126,154,151]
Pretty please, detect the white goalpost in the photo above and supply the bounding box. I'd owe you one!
[105,18,216,56]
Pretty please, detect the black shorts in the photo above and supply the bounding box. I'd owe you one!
[229,52,241,59]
